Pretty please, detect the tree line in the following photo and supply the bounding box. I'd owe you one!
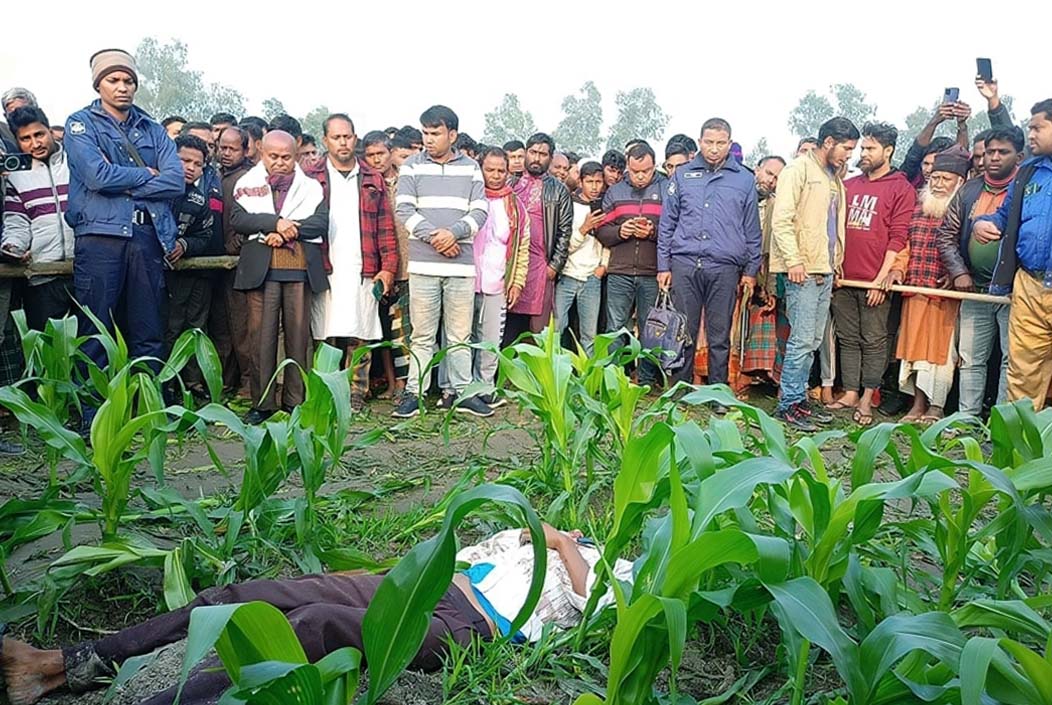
[133,39,1018,165]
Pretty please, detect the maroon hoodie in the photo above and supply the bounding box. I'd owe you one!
[841,169,917,281]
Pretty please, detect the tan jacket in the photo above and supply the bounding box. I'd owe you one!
[769,152,846,274]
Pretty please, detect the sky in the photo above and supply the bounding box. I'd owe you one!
[2,0,1046,158]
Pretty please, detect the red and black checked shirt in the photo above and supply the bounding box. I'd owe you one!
[303,159,399,277]
[904,205,947,289]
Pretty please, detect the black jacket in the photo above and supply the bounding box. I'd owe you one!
[541,175,573,271]
[173,182,216,259]
[230,201,330,293]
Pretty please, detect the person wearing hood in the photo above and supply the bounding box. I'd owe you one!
[829,122,916,426]
[896,146,971,423]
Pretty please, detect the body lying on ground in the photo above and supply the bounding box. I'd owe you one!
[0,523,632,705]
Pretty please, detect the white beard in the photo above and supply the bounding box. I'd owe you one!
[919,184,959,220]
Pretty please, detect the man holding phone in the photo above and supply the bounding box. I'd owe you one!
[303,113,398,412]
[2,106,73,330]
[596,142,666,386]
[971,65,1016,177]
[899,90,972,189]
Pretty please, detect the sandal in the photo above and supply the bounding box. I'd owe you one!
[852,410,874,427]
[900,413,924,423]
[825,400,856,411]
[919,415,943,425]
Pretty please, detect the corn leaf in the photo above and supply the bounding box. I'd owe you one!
[766,577,865,702]
[857,611,965,698]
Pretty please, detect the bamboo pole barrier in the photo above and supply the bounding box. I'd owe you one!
[837,279,1011,305]
[0,255,240,278]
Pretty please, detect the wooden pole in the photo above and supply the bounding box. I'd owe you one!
[0,256,240,278]
[837,279,1011,305]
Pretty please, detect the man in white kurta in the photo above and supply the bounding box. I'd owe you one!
[305,114,399,409]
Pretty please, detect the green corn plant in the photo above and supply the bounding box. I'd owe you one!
[498,324,580,512]
[573,412,799,705]
[172,483,547,705]
[12,311,84,485]
[288,344,384,569]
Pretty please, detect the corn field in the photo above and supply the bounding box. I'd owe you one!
[2,315,1052,705]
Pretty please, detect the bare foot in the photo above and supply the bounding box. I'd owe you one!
[901,396,928,423]
[2,638,65,705]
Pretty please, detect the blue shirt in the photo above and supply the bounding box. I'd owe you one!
[979,156,1052,282]
[657,155,762,275]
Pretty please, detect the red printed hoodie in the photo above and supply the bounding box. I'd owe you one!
[841,170,916,281]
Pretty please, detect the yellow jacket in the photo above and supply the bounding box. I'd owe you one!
[769,152,846,274]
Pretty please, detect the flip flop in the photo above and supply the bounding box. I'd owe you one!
[825,401,856,411]
[919,415,944,425]
[853,410,874,427]
[900,414,924,424]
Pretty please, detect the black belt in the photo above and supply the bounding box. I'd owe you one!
[132,209,152,226]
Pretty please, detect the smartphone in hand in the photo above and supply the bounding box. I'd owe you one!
[943,87,960,104]
[976,58,993,82]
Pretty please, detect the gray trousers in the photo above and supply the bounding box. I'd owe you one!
[473,292,507,386]
[832,287,891,391]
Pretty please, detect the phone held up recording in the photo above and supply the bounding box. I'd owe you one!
[1,153,32,172]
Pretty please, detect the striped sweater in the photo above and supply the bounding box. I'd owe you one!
[2,146,72,285]
[395,150,488,277]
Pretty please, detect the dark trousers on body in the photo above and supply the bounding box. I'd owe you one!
[73,226,167,370]
[23,277,73,331]
[668,260,741,385]
[70,574,490,705]
[831,287,890,391]
[245,280,311,411]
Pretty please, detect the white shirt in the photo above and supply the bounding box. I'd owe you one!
[562,201,609,282]
[456,530,633,642]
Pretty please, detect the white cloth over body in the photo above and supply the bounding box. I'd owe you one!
[312,162,383,340]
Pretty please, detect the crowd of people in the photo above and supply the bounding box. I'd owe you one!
[2,48,1052,439]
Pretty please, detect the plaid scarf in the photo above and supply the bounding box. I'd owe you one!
[904,204,947,289]
[486,184,526,289]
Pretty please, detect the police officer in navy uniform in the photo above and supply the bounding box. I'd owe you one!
[64,48,183,421]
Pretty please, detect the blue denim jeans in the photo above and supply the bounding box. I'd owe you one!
[777,274,833,412]
[406,274,475,395]
[957,299,1009,415]
[554,275,602,355]
[605,273,659,383]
